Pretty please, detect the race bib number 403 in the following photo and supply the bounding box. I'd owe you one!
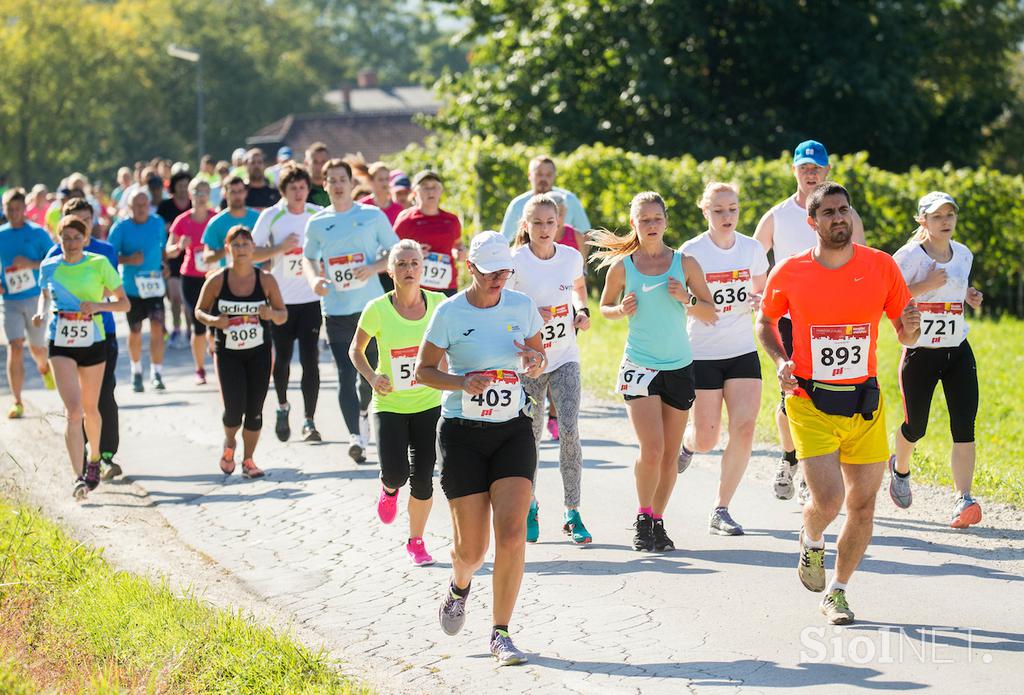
[461,370,521,421]
[810,323,869,380]
[55,312,95,347]
[420,252,452,290]
[4,266,35,294]
[616,357,659,397]
[390,346,419,391]
[916,302,965,348]
[327,253,369,291]
[706,269,752,314]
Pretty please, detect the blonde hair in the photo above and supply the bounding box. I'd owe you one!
[387,238,424,270]
[588,191,667,270]
[368,161,389,178]
[514,194,560,247]
[697,181,739,211]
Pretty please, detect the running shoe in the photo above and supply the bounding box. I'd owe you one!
[546,416,559,441]
[348,434,366,463]
[888,455,912,509]
[301,419,322,442]
[406,537,435,566]
[562,509,592,544]
[798,477,811,506]
[439,584,469,636]
[678,447,694,474]
[820,589,855,625]
[84,460,101,491]
[7,403,23,419]
[41,367,56,390]
[72,476,89,501]
[950,494,982,529]
[195,368,207,385]
[151,374,166,391]
[798,528,826,592]
[490,630,528,666]
[241,458,264,479]
[526,499,539,543]
[633,513,655,552]
[359,411,371,444]
[169,329,181,348]
[774,458,797,499]
[132,373,144,393]
[652,518,675,552]
[99,454,122,481]
[709,507,744,536]
[219,447,236,475]
[377,487,398,524]
[275,406,291,442]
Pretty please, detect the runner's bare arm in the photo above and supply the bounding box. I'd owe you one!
[258,273,288,325]
[31,288,51,327]
[164,232,184,258]
[194,272,229,329]
[679,255,717,324]
[894,300,922,346]
[753,210,774,256]
[851,208,867,246]
[252,234,299,263]
[302,257,329,296]
[349,327,392,395]
[203,245,226,265]
[756,309,797,393]
[415,340,489,393]
[599,261,633,319]
[515,333,546,379]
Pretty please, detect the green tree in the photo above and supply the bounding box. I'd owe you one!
[432,0,1024,171]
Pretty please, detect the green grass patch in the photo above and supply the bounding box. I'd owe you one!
[0,500,369,694]
[579,307,1024,507]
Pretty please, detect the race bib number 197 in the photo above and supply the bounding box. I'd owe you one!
[916,302,965,348]
[810,323,869,380]
[461,370,521,421]
[420,252,452,290]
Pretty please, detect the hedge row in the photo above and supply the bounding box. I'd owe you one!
[392,136,1024,314]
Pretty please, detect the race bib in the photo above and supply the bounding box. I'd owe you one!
[4,266,35,294]
[810,323,869,380]
[916,302,965,348]
[225,315,264,350]
[217,299,263,315]
[706,269,752,315]
[54,311,95,347]
[192,248,209,274]
[616,357,659,397]
[421,252,452,290]
[390,346,419,391]
[327,253,369,291]
[283,248,305,279]
[541,304,573,353]
[461,369,521,421]
[135,271,166,299]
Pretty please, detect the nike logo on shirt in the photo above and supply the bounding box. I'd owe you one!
[642,282,666,293]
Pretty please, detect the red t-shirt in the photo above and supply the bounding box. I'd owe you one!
[169,209,216,277]
[358,194,404,226]
[760,244,911,394]
[393,207,462,290]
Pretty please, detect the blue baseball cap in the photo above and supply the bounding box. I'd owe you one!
[793,140,829,167]
[277,145,293,160]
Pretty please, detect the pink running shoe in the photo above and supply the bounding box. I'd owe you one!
[377,487,398,524]
[406,537,435,566]
[546,416,560,441]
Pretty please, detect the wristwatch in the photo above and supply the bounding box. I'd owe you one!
[688,294,698,306]
[577,307,590,317]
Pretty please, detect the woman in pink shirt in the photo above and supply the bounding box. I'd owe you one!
[358,161,404,226]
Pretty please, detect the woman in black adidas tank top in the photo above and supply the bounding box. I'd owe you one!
[196,225,287,478]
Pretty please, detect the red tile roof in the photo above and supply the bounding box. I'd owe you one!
[247,111,431,162]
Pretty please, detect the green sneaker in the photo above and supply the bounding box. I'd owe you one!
[798,528,826,592]
[820,589,855,625]
[526,499,539,543]
[562,509,593,544]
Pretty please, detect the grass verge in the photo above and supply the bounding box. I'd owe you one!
[0,499,368,694]
[579,308,1024,507]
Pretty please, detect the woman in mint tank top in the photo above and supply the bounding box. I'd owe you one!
[592,191,718,553]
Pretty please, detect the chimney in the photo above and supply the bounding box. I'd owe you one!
[357,69,378,88]
[341,85,352,112]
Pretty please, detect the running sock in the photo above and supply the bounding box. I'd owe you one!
[827,579,847,593]
[150,364,162,379]
[450,581,470,599]
[279,402,290,412]
[131,360,142,375]
[804,532,825,549]
[652,514,663,521]
[714,506,727,513]
[492,625,509,637]
[638,506,653,516]
[682,445,694,456]
[784,450,798,466]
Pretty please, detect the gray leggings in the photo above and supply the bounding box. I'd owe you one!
[522,361,583,508]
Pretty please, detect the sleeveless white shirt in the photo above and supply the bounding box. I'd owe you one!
[770,195,816,262]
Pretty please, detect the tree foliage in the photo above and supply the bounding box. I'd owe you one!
[432,0,1024,172]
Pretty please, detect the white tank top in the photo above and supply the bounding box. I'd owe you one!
[770,195,816,262]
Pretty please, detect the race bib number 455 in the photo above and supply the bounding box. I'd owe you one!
[810,323,869,380]
[461,370,521,421]
[55,311,95,348]
[706,269,752,314]
[916,302,965,348]
[328,253,369,291]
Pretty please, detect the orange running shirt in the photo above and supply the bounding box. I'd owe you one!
[761,244,911,395]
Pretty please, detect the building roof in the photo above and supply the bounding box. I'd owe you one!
[323,85,440,114]
[247,111,431,162]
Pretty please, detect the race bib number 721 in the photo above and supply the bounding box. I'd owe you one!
[916,302,965,348]
[810,323,869,380]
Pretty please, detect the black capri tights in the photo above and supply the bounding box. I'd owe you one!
[216,347,273,430]
[181,275,208,336]
[375,407,441,500]
[271,301,322,418]
[899,341,978,444]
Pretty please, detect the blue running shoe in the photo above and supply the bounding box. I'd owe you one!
[562,509,593,544]
[526,499,539,543]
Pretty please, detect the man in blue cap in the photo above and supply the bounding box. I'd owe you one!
[267,145,294,187]
[752,140,866,505]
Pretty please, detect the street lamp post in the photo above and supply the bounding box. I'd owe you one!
[167,44,204,159]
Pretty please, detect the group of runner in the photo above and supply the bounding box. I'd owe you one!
[0,137,986,660]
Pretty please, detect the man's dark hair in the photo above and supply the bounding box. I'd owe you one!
[62,198,94,216]
[169,171,191,191]
[807,182,851,219]
[225,176,247,189]
[322,158,352,180]
[277,163,312,195]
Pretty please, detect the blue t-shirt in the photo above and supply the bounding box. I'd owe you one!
[303,204,399,316]
[46,239,118,336]
[107,214,166,298]
[422,289,544,421]
[201,207,260,268]
[0,221,54,300]
[500,187,590,242]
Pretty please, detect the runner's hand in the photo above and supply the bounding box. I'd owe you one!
[747,292,762,310]
[352,265,374,281]
[126,252,144,265]
[538,306,553,322]
[901,299,921,333]
[313,278,330,296]
[419,242,432,253]
[777,360,798,394]
[515,339,545,377]
[281,234,300,253]
[258,304,273,321]
[667,277,689,304]
[371,374,393,395]
[573,311,590,331]
[619,292,637,317]
[966,287,984,310]
[462,372,490,395]
[924,261,947,291]
[31,313,44,327]
[78,302,100,315]
[11,255,33,267]
[212,315,231,330]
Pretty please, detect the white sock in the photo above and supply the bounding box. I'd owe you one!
[827,579,847,593]
[803,529,825,549]
[150,364,162,378]
[131,360,142,375]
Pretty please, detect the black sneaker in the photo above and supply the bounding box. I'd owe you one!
[653,518,675,552]
[633,513,655,552]
[84,460,101,491]
[275,407,291,442]
[302,419,321,442]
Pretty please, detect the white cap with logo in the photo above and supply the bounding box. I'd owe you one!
[468,230,514,273]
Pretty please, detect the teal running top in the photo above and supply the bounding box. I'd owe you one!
[623,251,692,370]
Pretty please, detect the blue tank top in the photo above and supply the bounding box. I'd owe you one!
[623,251,692,370]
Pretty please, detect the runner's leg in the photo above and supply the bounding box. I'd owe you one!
[6,339,26,405]
[296,302,322,420]
[894,347,940,475]
[942,342,979,496]
[716,378,761,508]
[548,362,582,509]
[79,362,105,462]
[448,492,491,590]
[685,388,724,453]
[652,399,687,515]
[835,460,885,584]
[489,476,533,626]
[800,451,845,543]
[407,407,441,538]
[626,396,666,510]
[52,356,85,476]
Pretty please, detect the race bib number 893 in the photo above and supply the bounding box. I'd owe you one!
[810,323,869,380]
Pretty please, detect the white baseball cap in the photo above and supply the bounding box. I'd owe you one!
[917,191,958,216]
[468,230,514,273]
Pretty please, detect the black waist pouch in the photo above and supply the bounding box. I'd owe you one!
[797,377,881,420]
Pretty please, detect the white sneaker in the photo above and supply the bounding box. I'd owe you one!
[359,411,371,444]
[348,433,365,463]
